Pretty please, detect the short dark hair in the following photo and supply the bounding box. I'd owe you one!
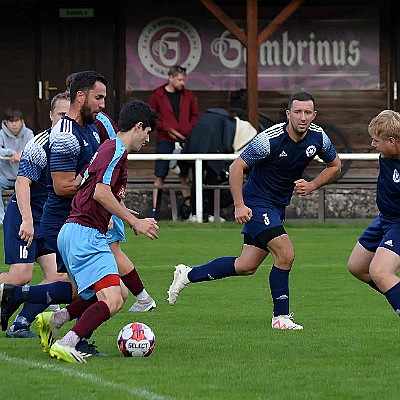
[69,71,107,102]
[118,100,158,132]
[287,91,316,110]
[50,91,70,112]
[4,107,23,121]
[65,72,79,92]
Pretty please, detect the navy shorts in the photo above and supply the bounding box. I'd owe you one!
[3,199,52,264]
[154,139,175,178]
[41,220,66,272]
[242,201,286,249]
[359,214,400,256]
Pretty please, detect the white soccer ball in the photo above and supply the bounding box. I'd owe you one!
[117,322,155,357]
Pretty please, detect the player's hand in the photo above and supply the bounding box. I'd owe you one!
[234,204,252,224]
[19,220,34,248]
[131,218,159,240]
[294,179,314,196]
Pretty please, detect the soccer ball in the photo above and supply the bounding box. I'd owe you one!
[117,322,155,357]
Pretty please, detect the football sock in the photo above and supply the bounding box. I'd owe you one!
[384,281,400,315]
[65,296,97,320]
[12,303,47,329]
[188,256,237,282]
[121,268,144,296]
[13,281,73,305]
[368,280,382,294]
[71,300,110,340]
[269,265,290,317]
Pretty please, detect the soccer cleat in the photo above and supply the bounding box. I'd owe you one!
[128,297,157,312]
[76,340,108,357]
[45,304,61,312]
[0,283,20,331]
[167,264,192,305]
[35,311,59,353]
[6,325,39,339]
[49,340,88,363]
[271,313,304,330]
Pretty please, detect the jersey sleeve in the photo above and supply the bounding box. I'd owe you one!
[318,131,338,164]
[49,129,81,173]
[18,137,47,182]
[240,132,271,166]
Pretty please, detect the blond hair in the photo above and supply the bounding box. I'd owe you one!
[368,110,400,140]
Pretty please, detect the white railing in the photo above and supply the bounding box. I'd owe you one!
[127,153,379,223]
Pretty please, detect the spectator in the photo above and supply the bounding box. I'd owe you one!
[0,107,34,223]
[149,66,199,219]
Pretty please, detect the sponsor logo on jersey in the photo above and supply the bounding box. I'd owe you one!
[117,186,126,199]
[279,150,287,157]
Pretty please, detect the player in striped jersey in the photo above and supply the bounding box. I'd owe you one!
[167,92,342,330]
[2,92,70,337]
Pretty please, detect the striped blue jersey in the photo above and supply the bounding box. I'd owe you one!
[42,116,100,223]
[241,122,337,207]
[376,157,400,217]
[11,128,51,221]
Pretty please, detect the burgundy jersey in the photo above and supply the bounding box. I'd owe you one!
[67,137,128,234]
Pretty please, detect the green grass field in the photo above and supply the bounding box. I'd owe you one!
[1,221,400,400]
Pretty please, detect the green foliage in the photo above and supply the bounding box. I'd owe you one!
[1,222,400,399]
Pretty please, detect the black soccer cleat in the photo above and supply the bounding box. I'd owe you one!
[0,284,20,331]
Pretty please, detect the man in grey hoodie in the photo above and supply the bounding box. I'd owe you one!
[0,107,34,223]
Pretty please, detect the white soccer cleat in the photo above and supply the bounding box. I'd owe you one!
[271,313,303,330]
[167,264,192,305]
[128,297,157,312]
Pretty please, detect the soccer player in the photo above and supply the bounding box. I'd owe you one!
[36,100,158,363]
[2,92,70,338]
[167,92,342,330]
[95,112,156,312]
[0,71,106,345]
[348,110,400,315]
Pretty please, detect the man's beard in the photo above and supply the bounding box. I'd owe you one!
[81,104,95,124]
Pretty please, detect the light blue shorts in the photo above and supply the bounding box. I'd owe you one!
[57,222,119,300]
[106,215,126,244]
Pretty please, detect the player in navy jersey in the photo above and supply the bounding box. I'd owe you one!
[34,100,158,363]
[0,71,106,339]
[167,92,341,330]
[1,92,70,338]
[348,110,400,317]
[95,112,157,312]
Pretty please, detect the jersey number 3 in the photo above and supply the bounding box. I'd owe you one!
[262,213,270,226]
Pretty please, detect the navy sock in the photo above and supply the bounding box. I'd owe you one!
[187,256,237,283]
[13,303,48,329]
[384,282,400,315]
[13,281,73,305]
[269,266,290,317]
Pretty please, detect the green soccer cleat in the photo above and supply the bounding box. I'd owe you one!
[50,340,88,363]
[35,311,59,353]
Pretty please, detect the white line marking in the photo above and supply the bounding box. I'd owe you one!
[0,352,173,400]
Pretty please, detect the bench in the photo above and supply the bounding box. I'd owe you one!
[126,181,230,222]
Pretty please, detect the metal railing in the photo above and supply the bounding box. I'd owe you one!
[127,153,379,223]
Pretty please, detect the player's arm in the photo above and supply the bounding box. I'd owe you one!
[51,171,83,197]
[295,155,341,196]
[15,176,34,247]
[229,157,253,224]
[93,183,159,240]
